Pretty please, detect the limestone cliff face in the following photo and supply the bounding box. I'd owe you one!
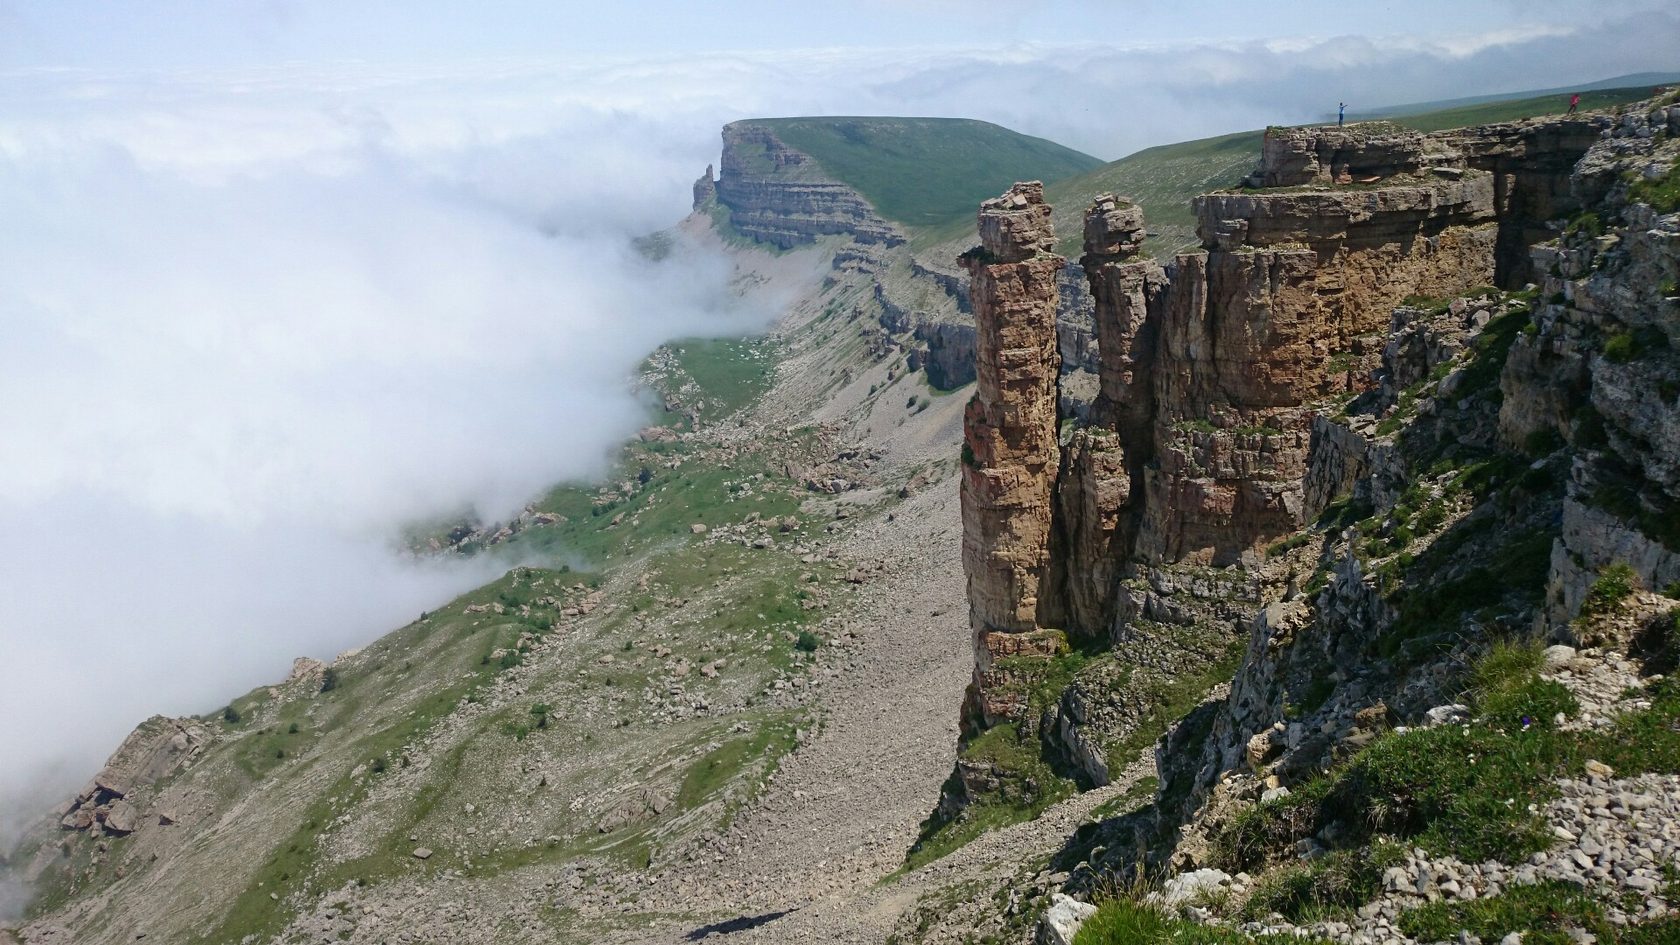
[959,182,1067,730]
[1137,169,1498,566]
[712,122,904,249]
[947,104,1680,838]
[1134,102,1680,870]
[1498,103,1680,624]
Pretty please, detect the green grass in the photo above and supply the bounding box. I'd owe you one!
[677,718,800,812]
[1217,654,1680,885]
[1581,562,1640,617]
[1379,85,1661,133]
[1628,157,1680,213]
[1036,130,1262,257]
[912,84,1664,260]
[1397,880,1680,945]
[664,336,780,421]
[750,117,1102,231]
[1241,841,1406,923]
[1073,900,1330,945]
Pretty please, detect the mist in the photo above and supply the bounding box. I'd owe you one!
[2,11,1674,859]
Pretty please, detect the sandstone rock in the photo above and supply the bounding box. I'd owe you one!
[959,182,1067,733]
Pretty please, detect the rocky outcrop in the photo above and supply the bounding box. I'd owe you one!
[1122,100,1680,881]
[959,181,1067,731]
[55,716,208,838]
[692,163,717,211]
[1497,119,1680,630]
[949,104,1680,861]
[712,122,904,249]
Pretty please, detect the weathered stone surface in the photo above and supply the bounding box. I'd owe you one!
[712,123,904,249]
[691,163,717,211]
[960,182,1066,641]
[958,181,1069,751]
[1251,124,1429,188]
[1037,893,1096,945]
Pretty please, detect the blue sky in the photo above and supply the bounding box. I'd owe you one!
[3,0,1673,73]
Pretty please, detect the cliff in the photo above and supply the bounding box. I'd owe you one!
[958,182,1067,732]
[710,121,905,249]
[936,96,1680,944]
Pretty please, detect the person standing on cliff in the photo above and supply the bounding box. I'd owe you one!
[1567,92,1581,114]
[1338,102,1346,126]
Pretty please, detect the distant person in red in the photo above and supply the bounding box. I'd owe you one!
[1567,93,1581,114]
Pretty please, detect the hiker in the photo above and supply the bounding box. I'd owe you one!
[1338,102,1346,126]
[1567,92,1581,114]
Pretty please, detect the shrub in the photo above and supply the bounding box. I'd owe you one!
[1563,211,1603,239]
[1524,428,1564,457]
[319,667,339,693]
[222,705,241,724]
[287,722,299,734]
[1241,842,1404,922]
[370,756,387,774]
[1603,332,1637,363]
[530,703,552,729]
[794,630,822,653]
[1581,562,1638,617]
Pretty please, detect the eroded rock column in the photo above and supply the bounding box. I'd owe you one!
[1053,196,1165,637]
[960,181,1066,731]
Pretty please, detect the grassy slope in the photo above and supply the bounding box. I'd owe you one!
[752,117,1102,230]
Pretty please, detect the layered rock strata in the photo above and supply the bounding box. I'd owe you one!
[711,122,904,249]
[951,114,1655,820]
[959,181,1067,731]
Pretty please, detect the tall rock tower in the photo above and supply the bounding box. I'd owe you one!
[958,182,1067,732]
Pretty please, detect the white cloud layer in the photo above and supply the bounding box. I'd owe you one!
[1,11,1675,854]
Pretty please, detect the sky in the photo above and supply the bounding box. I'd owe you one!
[0,0,1676,865]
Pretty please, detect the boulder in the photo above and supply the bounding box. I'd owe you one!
[1037,893,1097,945]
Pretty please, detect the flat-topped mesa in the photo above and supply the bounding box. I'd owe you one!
[1251,123,1428,188]
[959,181,1067,730]
[713,122,904,249]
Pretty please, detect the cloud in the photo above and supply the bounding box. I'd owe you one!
[0,69,769,850]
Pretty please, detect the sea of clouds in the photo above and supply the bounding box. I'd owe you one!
[2,11,1675,861]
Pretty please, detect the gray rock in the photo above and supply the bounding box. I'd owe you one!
[1037,893,1097,945]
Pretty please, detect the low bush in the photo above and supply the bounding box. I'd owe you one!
[1581,562,1638,617]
